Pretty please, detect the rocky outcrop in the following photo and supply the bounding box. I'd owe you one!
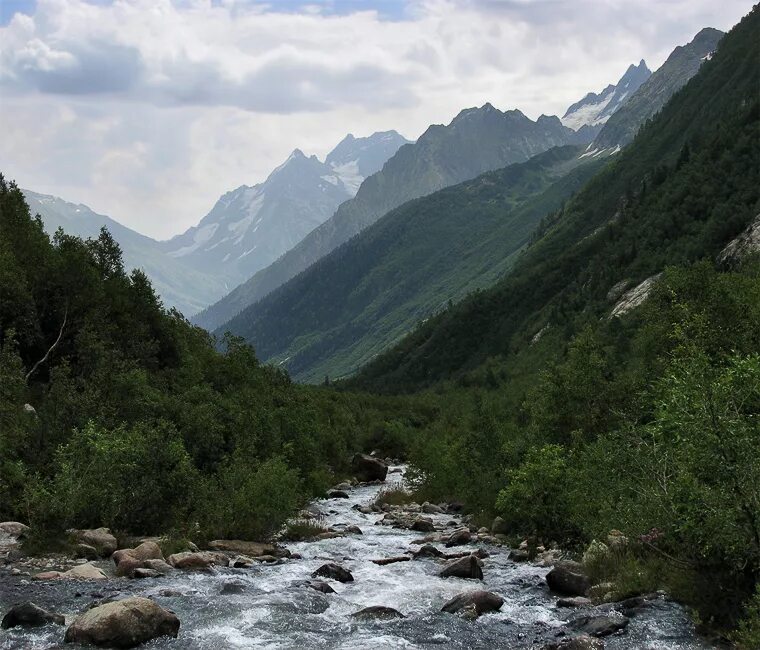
[312,563,354,583]
[718,213,760,266]
[441,590,503,616]
[350,606,405,620]
[2,602,65,629]
[546,561,591,596]
[351,453,388,482]
[64,597,179,647]
[439,555,483,580]
[68,528,117,557]
[609,274,662,318]
[0,521,30,538]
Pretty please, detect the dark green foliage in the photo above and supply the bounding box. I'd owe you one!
[220,146,604,383]
[0,175,428,538]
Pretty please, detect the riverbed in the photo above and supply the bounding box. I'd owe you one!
[1,467,714,649]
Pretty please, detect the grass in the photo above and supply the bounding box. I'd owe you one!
[281,519,331,542]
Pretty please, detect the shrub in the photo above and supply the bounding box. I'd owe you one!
[281,519,330,541]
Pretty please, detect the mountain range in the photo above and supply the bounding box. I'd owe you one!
[193,105,592,331]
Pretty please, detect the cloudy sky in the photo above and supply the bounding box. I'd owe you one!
[0,0,751,239]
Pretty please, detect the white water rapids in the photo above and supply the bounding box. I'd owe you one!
[1,467,715,649]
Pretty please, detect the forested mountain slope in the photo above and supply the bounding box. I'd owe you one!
[197,106,591,332]
[221,146,605,382]
[351,8,759,392]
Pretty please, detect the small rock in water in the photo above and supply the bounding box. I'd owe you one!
[371,556,410,566]
[410,517,435,532]
[328,490,350,499]
[557,596,592,608]
[132,568,162,579]
[220,581,246,595]
[307,580,335,594]
[312,563,354,582]
[421,502,443,514]
[413,544,444,559]
[570,613,629,637]
[74,543,100,561]
[345,525,363,535]
[351,606,405,620]
[439,555,483,580]
[441,590,503,616]
[2,602,65,629]
[541,634,605,649]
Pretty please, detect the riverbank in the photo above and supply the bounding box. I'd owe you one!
[1,467,714,649]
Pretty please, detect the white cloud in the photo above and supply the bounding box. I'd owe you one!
[0,0,752,238]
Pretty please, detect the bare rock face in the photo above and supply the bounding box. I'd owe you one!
[718,213,760,266]
[609,274,662,318]
[64,597,179,648]
[351,453,388,482]
[68,528,117,558]
[441,590,503,616]
[2,602,65,629]
[439,555,483,580]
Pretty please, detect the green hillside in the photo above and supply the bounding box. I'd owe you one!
[219,146,605,382]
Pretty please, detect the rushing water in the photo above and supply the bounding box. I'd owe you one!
[1,467,714,649]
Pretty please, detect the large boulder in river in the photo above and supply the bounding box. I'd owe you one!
[68,528,117,557]
[64,597,179,647]
[351,606,405,620]
[167,551,229,569]
[208,539,279,556]
[312,563,354,582]
[445,528,472,547]
[441,590,503,616]
[546,561,591,597]
[2,602,65,629]
[351,453,388,482]
[439,555,483,580]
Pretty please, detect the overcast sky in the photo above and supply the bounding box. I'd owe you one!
[0,0,752,239]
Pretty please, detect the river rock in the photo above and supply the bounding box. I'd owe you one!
[68,528,117,557]
[542,635,605,650]
[351,453,388,482]
[64,597,179,647]
[371,556,410,566]
[439,555,483,580]
[208,539,278,556]
[546,561,591,596]
[557,596,593,608]
[445,528,472,547]
[345,525,362,535]
[2,602,65,628]
[411,517,435,532]
[351,606,405,620]
[33,563,108,581]
[421,502,443,514]
[491,516,508,535]
[114,555,144,578]
[571,613,629,637]
[75,543,100,561]
[167,551,229,569]
[133,568,162,579]
[328,490,349,499]
[334,482,352,491]
[413,544,444,559]
[307,580,335,594]
[143,558,173,573]
[0,522,30,538]
[441,590,503,616]
[509,549,529,562]
[312,563,354,582]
